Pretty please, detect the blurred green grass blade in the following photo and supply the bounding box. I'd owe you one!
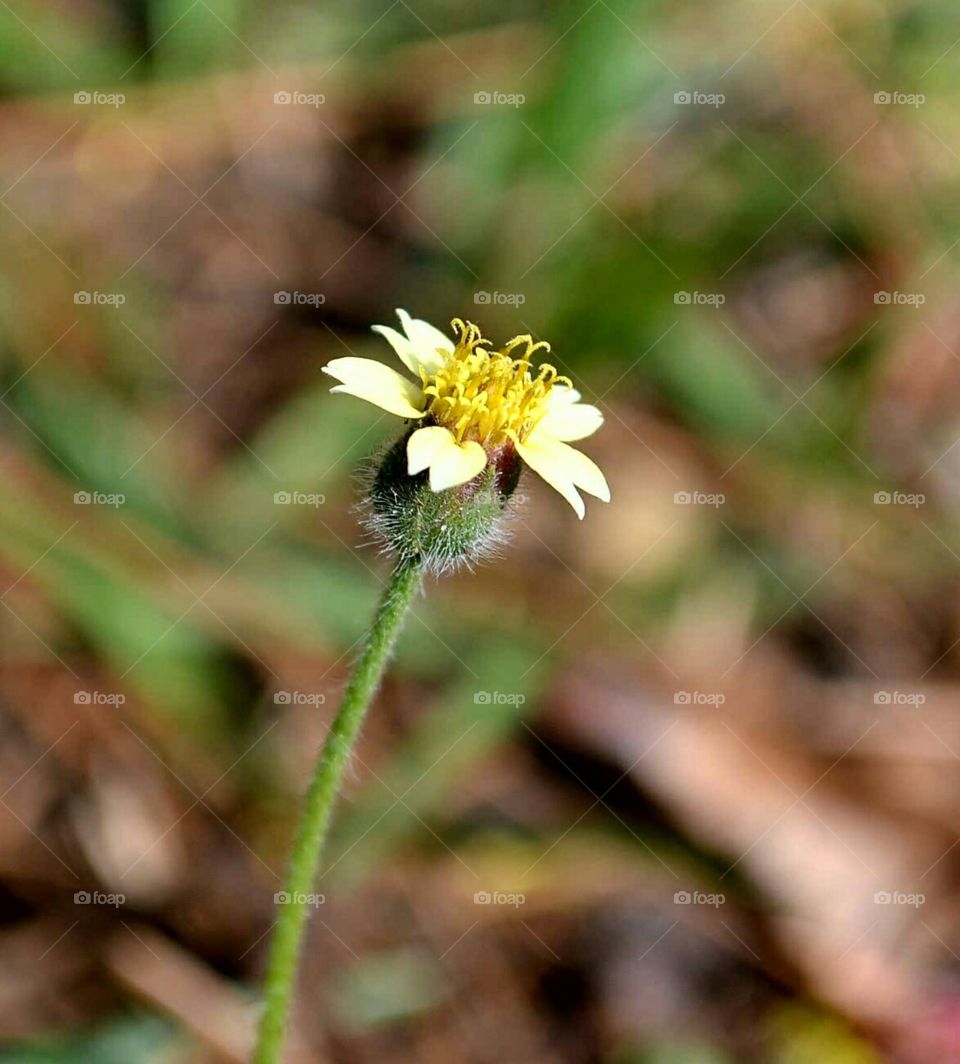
[148,0,260,77]
[645,317,789,439]
[8,368,182,534]
[328,947,450,1032]
[0,1012,177,1063]
[0,4,130,90]
[199,380,387,547]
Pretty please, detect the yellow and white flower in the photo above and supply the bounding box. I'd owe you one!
[322,309,610,519]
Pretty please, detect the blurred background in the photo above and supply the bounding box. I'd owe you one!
[1,0,959,1061]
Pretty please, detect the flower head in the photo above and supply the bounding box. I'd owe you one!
[323,310,610,519]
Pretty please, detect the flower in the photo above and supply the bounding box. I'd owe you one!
[322,310,610,518]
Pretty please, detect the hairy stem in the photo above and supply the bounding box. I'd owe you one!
[252,557,423,1064]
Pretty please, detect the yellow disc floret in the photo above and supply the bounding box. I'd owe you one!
[420,318,572,446]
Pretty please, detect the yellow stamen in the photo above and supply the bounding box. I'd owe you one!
[420,320,571,446]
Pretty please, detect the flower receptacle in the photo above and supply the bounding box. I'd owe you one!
[364,425,522,574]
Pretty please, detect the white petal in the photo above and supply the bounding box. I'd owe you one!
[537,402,604,441]
[322,357,425,419]
[372,309,453,378]
[516,436,585,520]
[518,433,611,517]
[406,425,487,491]
[547,384,582,407]
[407,425,453,474]
[396,309,454,358]
[430,440,488,491]
[370,324,425,376]
[554,440,611,501]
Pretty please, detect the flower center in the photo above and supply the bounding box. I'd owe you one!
[420,319,571,446]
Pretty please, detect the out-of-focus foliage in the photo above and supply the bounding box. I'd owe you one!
[1,0,960,1060]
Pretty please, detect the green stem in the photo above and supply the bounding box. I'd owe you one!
[252,557,423,1064]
